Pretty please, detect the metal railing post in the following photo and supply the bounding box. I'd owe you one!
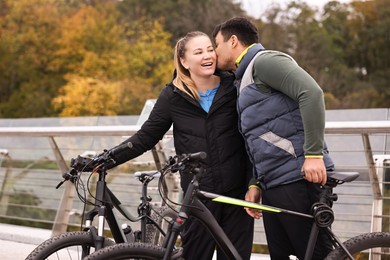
[49,137,75,237]
[362,134,383,260]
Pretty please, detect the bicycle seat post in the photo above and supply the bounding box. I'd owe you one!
[304,185,336,260]
[319,184,337,206]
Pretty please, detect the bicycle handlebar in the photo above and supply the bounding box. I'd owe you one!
[56,142,207,189]
[185,151,207,160]
[75,141,134,170]
[165,152,207,173]
[109,142,133,158]
[56,142,134,188]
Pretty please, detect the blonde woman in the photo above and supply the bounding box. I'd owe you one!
[111,31,254,259]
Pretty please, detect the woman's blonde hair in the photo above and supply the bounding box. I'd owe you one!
[173,31,210,100]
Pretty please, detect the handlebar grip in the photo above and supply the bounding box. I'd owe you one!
[109,142,133,157]
[188,152,207,160]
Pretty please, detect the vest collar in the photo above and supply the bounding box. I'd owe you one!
[234,43,265,79]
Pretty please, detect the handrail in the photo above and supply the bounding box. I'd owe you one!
[0,124,170,236]
[0,120,389,237]
[0,125,143,137]
[0,120,390,136]
[325,121,390,134]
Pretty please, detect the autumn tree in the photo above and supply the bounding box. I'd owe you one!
[0,0,64,117]
[52,2,173,116]
[0,0,173,117]
[52,75,153,116]
[0,0,389,118]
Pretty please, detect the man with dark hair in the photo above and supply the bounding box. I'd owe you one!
[213,17,335,259]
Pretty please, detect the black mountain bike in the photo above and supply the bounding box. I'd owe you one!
[84,152,390,260]
[25,142,176,260]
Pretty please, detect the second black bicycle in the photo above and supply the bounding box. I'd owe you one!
[25,142,176,260]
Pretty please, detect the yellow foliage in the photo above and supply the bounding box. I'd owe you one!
[0,0,175,117]
[53,75,124,116]
[1,0,62,71]
[54,4,130,79]
[52,74,158,116]
[125,18,174,87]
[51,3,174,116]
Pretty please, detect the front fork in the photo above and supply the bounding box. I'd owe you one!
[162,211,187,260]
[82,178,110,251]
[82,206,107,252]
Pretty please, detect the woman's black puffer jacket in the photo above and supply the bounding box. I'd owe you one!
[114,71,251,194]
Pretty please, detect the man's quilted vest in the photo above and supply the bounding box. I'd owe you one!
[235,44,334,190]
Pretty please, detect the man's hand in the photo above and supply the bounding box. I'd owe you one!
[244,187,262,219]
[301,158,327,185]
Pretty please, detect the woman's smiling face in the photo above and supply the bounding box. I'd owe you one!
[180,35,216,78]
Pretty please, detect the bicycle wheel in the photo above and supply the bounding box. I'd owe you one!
[146,206,178,245]
[84,242,166,260]
[325,232,390,259]
[25,231,115,260]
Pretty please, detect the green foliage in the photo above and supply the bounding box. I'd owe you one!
[349,0,390,107]
[123,18,174,88]
[260,0,390,109]
[117,0,244,43]
[0,190,55,229]
[7,159,58,169]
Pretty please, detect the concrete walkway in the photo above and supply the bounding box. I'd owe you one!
[0,223,51,260]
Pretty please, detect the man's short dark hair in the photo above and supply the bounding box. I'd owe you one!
[212,17,259,47]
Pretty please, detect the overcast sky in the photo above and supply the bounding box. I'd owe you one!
[239,0,351,18]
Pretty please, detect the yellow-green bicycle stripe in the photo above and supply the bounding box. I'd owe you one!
[212,196,281,213]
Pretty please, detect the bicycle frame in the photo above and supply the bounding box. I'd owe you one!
[163,175,242,260]
[78,166,162,250]
[199,185,352,260]
[161,170,359,260]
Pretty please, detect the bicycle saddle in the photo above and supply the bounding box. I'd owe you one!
[327,171,360,183]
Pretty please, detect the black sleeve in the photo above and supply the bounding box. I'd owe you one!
[112,87,173,166]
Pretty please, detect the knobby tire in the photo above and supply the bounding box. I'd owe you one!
[84,242,166,260]
[25,231,115,260]
[325,232,390,259]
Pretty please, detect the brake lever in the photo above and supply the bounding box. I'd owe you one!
[89,149,117,170]
[55,180,65,189]
[55,168,79,189]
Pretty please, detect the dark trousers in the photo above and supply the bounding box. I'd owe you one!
[181,190,254,260]
[262,180,333,260]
